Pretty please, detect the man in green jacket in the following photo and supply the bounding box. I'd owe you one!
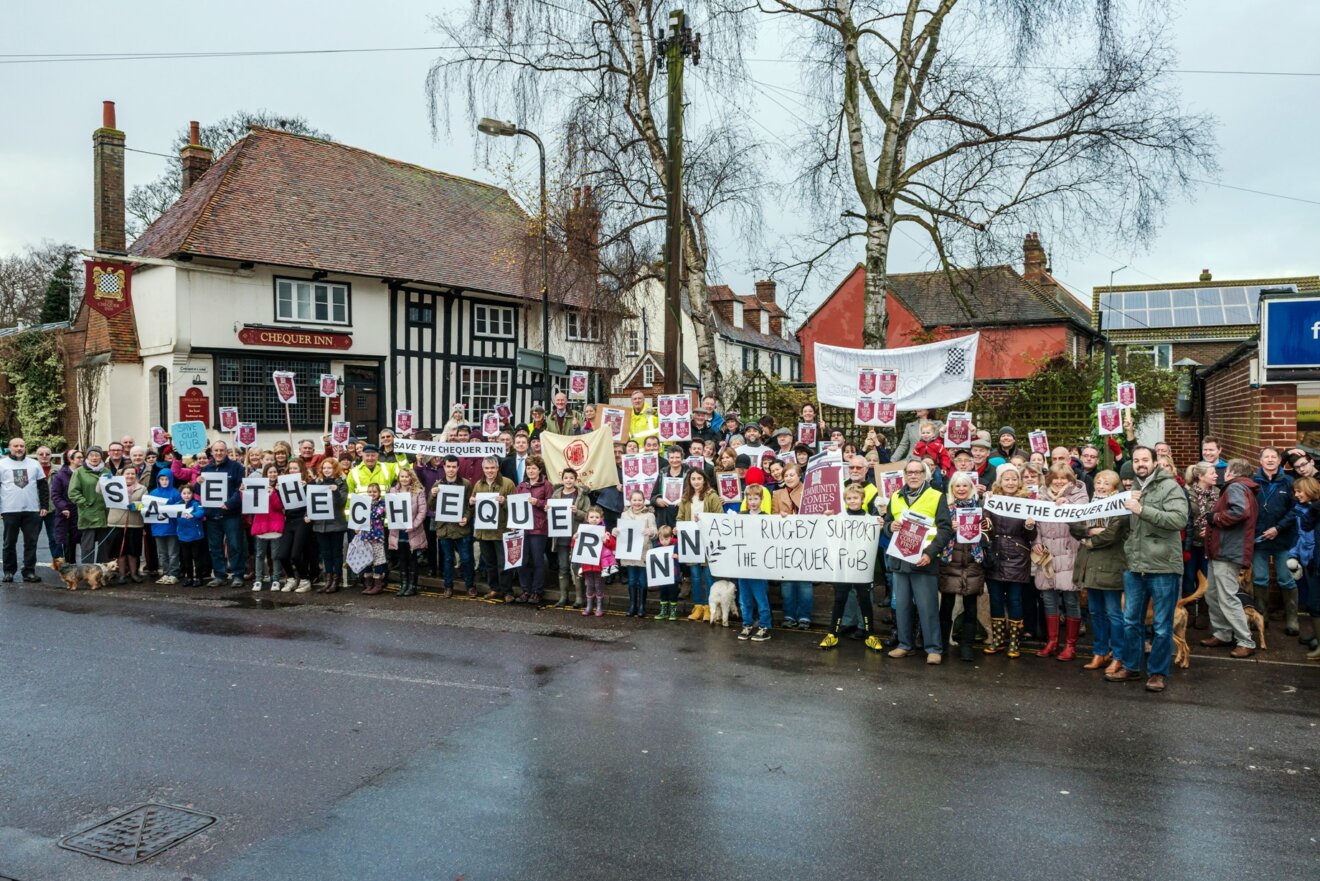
[544,392,582,436]
[67,446,111,563]
[1108,445,1189,693]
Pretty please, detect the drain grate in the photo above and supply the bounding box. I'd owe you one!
[58,803,216,865]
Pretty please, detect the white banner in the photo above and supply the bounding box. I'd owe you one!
[392,439,507,458]
[700,514,881,584]
[814,335,979,410]
[984,491,1133,523]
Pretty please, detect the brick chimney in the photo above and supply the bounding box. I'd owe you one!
[1022,232,1047,284]
[565,184,601,271]
[1199,268,1212,282]
[93,100,126,253]
[180,120,213,191]
[754,278,776,305]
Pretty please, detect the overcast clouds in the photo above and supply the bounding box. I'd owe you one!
[2,1,1317,316]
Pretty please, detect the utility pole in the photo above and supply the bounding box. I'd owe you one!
[658,9,700,395]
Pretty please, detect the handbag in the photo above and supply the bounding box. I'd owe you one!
[346,533,374,574]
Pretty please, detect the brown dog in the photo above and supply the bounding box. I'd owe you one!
[1140,571,1206,669]
[51,558,117,591]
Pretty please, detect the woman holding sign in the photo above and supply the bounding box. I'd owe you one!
[515,456,553,604]
[678,469,723,621]
[387,468,429,597]
[276,461,317,593]
[310,458,349,593]
[939,474,987,662]
[105,467,146,583]
[983,464,1036,659]
[1032,465,1090,660]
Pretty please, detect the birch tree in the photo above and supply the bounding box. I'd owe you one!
[426,0,761,399]
[761,0,1216,348]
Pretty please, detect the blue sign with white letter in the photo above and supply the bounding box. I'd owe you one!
[1262,297,1320,369]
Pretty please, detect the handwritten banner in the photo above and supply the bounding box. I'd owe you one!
[699,514,881,584]
[984,491,1133,523]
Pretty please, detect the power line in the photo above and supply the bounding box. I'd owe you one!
[1189,178,1320,207]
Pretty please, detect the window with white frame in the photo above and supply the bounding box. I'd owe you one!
[472,303,516,338]
[566,311,601,342]
[275,278,350,325]
[643,362,655,387]
[1127,343,1173,370]
[461,365,512,416]
[732,301,744,327]
[626,328,640,356]
[742,347,759,371]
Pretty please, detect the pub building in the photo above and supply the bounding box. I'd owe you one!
[68,102,615,448]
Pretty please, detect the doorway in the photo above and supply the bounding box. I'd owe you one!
[343,365,381,441]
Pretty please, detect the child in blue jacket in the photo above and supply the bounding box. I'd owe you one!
[148,470,183,584]
[174,484,207,587]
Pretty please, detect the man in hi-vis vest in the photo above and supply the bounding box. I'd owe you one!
[883,459,952,664]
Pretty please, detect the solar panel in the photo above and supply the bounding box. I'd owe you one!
[1098,284,1297,331]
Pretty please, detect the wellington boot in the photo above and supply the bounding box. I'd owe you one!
[688,604,705,621]
[666,603,679,621]
[983,618,1005,655]
[362,575,384,596]
[1057,617,1081,661]
[1007,620,1024,659]
[1283,589,1300,637]
[1038,614,1060,658]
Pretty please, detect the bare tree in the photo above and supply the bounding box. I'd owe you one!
[0,241,81,328]
[760,0,1217,348]
[127,111,330,239]
[426,0,763,399]
[75,358,107,451]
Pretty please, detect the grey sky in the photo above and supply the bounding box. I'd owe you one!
[2,0,1317,319]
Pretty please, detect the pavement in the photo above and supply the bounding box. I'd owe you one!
[0,542,1317,880]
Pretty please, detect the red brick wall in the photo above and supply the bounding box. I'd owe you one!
[1202,355,1297,461]
[1162,400,1202,474]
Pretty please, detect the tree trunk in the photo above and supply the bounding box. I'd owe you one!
[682,229,722,401]
[861,214,893,349]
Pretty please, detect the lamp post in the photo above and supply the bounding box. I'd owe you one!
[1101,265,1127,404]
[478,117,551,410]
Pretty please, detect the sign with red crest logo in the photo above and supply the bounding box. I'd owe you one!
[83,260,133,319]
[1117,382,1137,409]
[876,397,897,428]
[622,455,640,480]
[944,411,972,448]
[877,370,898,396]
[857,368,877,396]
[218,407,239,433]
[855,398,876,426]
[235,423,257,448]
[569,370,589,400]
[956,507,983,544]
[1097,402,1122,435]
[503,531,524,569]
[886,512,932,564]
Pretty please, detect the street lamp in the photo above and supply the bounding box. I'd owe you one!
[1101,265,1128,404]
[478,116,551,411]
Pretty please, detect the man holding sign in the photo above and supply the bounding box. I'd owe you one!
[431,455,474,598]
[883,460,953,664]
[473,456,518,601]
[196,441,248,587]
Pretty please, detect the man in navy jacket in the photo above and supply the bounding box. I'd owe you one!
[200,441,247,588]
[1252,446,1300,634]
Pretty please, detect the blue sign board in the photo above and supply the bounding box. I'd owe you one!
[169,421,209,457]
[1262,297,1320,370]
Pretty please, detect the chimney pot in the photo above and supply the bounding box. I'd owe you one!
[102,100,116,129]
[753,278,777,306]
[1199,268,1212,282]
[180,119,215,192]
[94,101,126,252]
[189,120,200,145]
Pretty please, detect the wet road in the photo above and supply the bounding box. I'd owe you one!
[1,577,1317,881]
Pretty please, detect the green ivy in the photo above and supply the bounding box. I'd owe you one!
[0,330,66,450]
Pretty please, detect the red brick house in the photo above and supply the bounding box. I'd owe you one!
[797,233,1096,382]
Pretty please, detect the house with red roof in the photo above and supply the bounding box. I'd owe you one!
[797,234,1096,384]
[69,102,617,444]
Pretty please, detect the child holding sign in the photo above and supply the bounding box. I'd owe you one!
[358,484,389,595]
[250,464,285,591]
[819,484,883,650]
[387,468,429,597]
[736,481,773,642]
[310,458,349,594]
[616,489,656,617]
[147,469,183,584]
[175,484,207,586]
[579,507,614,617]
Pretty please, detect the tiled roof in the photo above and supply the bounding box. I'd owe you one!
[618,351,701,388]
[887,265,1093,330]
[682,291,801,355]
[130,127,578,303]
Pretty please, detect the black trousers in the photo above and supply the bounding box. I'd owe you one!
[179,539,207,580]
[2,511,41,576]
[830,582,874,633]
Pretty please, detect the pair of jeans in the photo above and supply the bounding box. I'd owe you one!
[1040,588,1082,619]
[206,515,247,579]
[1251,546,1296,613]
[627,565,648,613]
[1,511,41,576]
[986,579,1025,620]
[689,564,711,605]
[519,533,549,597]
[154,535,180,577]
[253,536,282,583]
[1123,571,1180,676]
[316,531,345,579]
[780,580,814,624]
[440,536,476,590]
[1087,589,1125,663]
[738,578,772,630]
[42,510,61,561]
[892,570,942,654]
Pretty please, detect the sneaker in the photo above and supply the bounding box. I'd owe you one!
[157,576,170,584]
[207,576,225,587]
[251,581,263,592]
[229,577,244,589]
[864,635,884,652]
[283,578,298,592]
[738,626,753,640]
[295,579,312,593]
[781,619,796,630]
[798,619,813,630]
[751,627,770,642]
[819,632,839,649]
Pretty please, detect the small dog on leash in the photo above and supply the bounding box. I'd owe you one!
[1237,590,1268,651]
[51,558,117,591]
[708,579,737,627]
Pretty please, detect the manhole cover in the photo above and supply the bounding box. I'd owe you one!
[58,803,216,865]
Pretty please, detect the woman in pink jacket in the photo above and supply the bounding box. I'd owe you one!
[250,463,285,591]
[388,467,429,597]
[1032,464,1090,659]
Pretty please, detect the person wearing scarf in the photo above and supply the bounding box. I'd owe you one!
[938,473,986,662]
[882,460,953,664]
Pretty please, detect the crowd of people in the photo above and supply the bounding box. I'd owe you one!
[3,387,1319,692]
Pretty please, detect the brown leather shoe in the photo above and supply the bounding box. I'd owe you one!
[1200,635,1233,648]
[1229,645,1255,658]
[1105,668,1142,683]
[1083,653,1111,670]
[1104,658,1123,676]
[1144,674,1166,692]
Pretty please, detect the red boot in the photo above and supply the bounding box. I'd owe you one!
[1057,617,1080,661]
[1038,614,1060,658]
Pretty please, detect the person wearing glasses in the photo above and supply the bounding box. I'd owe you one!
[882,460,953,665]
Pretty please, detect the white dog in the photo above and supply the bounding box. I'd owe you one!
[708,579,737,627]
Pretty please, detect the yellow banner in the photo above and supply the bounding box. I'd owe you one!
[540,424,621,491]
